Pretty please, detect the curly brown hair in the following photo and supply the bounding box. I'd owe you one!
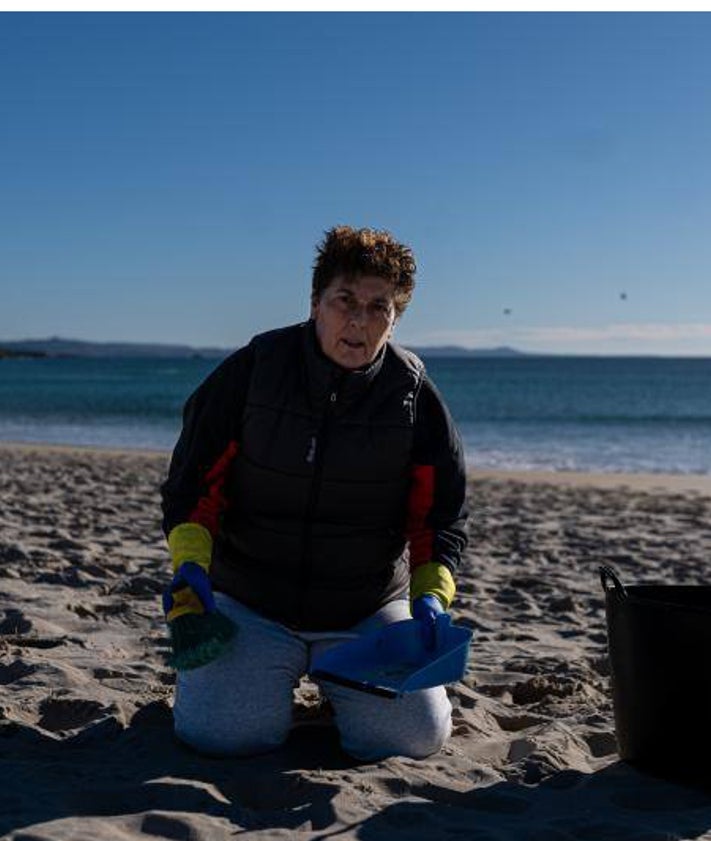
[311,226,416,316]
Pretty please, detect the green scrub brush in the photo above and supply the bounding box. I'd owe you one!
[163,562,237,671]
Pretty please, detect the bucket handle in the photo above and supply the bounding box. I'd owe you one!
[599,564,627,597]
[310,668,399,699]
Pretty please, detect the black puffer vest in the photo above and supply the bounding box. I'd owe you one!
[210,321,425,630]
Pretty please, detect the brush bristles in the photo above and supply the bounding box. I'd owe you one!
[166,611,236,671]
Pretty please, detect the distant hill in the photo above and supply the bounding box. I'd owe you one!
[408,345,526,358]
[0,337,229,359]
[0,337,528,360]
[0,347,46,359]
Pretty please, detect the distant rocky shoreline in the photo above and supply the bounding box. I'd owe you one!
[0,337,526,360]
[0,348,46,360]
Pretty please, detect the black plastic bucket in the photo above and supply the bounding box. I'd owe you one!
[601,564,711,782]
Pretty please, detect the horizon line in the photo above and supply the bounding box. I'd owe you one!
[2,335,711,360]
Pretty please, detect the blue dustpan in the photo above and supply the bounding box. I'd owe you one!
[310,615,473,698]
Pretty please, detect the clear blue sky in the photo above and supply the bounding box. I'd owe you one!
[2,12,710,355]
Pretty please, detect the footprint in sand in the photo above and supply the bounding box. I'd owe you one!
[93,667,131,679]
[0,609,32,635]
[67,603,100,620]
[493,712,551,732]
[0,660,37,685]
[0,544,28,564]
[110,576,165,597]
[141,815,208,839]
[47,537,86,552]
[511,675,580,705]
[584,730,618,758]
[36,698,113,732]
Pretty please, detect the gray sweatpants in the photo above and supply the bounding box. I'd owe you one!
[172,593,452,761]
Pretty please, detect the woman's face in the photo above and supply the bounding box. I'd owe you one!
[311,274,398,370]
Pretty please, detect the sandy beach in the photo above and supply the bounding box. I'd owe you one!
[2,441,711,840]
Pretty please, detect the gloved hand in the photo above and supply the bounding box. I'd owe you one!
[162,562,235,671]
[163,561,217,619]
[412,593,446,652]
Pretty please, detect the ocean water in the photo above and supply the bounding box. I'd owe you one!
[1,354,710,474]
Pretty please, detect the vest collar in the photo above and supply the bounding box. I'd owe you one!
[302,319,386,410]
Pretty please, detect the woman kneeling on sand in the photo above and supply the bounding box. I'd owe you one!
[160,225,468,760]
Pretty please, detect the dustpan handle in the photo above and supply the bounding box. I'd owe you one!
[599,565,627,597]
[310,669,399,699]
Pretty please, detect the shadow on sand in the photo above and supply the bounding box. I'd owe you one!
[2,701,711,840]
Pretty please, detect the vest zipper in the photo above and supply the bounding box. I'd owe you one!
[298,386,339,625]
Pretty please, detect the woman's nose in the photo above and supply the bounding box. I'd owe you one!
[348,303,368,325]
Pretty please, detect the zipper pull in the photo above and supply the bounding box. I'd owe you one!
[330,391,337,403]
[306,435,317,464]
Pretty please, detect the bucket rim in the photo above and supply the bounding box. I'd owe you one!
[606,585,711,615]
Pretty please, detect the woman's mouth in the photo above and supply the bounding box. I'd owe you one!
[340,339,365,350]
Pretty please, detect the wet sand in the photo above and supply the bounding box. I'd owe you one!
[2,442,711,840]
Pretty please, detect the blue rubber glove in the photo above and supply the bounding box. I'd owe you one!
[412,594,446,652]
[162,561,216,618]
